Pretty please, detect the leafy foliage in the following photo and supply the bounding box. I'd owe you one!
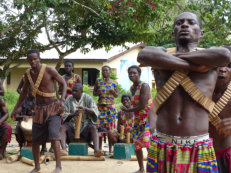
[2,89,19,123]
[0,0,230,81]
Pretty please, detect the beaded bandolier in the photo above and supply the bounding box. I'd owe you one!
[26,64,56,97]
[153,47,221,127]
[210,82,231,128]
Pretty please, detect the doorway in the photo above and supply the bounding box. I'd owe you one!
[82,68,99,86]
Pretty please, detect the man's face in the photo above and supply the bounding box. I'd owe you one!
[72,86,82,100]
[64,62,73,74]
[173,12,203,44]
[217,64,231,84]
[27,53,40,68]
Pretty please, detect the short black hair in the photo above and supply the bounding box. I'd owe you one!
[72,83,83,91]
[27,49,40,58]
[121,94,131,102]
[128,65,141,76]
[174,12,202,29]
[102,65,111,71]
[64,60,74,67]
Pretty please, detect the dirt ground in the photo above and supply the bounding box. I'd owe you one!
[0,136,148,173]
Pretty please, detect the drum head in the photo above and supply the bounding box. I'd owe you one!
[21,117,32,131]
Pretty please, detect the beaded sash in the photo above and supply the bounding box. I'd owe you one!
[27,64,56,97]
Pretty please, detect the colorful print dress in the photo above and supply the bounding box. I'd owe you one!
[130,81,153,151]
[96,78,118,133]
[63,74,81,99]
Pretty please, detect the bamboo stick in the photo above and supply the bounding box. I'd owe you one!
[44,155,54,165]
[39,155,46,164]
[60,155,105,161]
[20,157,34,166]
[120,125,125,140]
[75,109,83,139]
[6,154,19,163]
[126,132,130,144]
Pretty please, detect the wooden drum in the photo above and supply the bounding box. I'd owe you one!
[21,117,33,146]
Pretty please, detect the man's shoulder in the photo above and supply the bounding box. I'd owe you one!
[65,95,75,103]
[83,93,94,100]
[45,65,57,73]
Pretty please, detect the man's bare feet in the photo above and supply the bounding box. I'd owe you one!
[60,150,68,156]
[51,167,62,173]
[94,150,104,157]
[29,167,41,173]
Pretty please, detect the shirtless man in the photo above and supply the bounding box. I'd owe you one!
[0,98,11,160]
[12,49,66,173]
[15,86,47,154]
[137,12,231,172]
[210,47,231,172]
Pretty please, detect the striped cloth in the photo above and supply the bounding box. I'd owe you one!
[147,136,218,173]
[131,81,153,151]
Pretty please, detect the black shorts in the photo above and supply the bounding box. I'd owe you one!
[32,115,61,144]
[64,122,97,143]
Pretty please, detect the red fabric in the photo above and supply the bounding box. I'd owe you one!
[0,123,12,143]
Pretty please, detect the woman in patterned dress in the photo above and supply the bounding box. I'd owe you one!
[63,60,82,99]
[93,65,118,154]
[121,65,153,173]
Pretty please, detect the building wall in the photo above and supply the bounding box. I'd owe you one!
[105,48,142,84]
[4,61,104,90]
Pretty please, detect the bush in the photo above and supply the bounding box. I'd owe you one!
[2,89,19,123]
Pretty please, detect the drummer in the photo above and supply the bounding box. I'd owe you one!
[60,83,103,157]
[14,86,47,154]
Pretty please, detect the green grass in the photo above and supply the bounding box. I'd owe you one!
[2,89,19,124]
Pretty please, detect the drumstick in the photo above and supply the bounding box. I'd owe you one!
[120,125,125,140]
[126,132,131,144]
[75,109,83,139]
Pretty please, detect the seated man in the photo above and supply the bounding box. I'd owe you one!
[60,83,103,157]
[109,94,134,145]
[14,86,47,154]
[0,98,11,160]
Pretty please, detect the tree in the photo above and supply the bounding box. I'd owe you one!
[145,0,231,48]
[0,0,52,80]
[1,0,230,82]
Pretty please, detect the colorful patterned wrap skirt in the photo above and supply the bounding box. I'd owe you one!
[147,131,218,173]
[97,104,117,137]
[132,123,150,151]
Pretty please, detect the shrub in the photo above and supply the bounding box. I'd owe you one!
[2,89,19,123]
